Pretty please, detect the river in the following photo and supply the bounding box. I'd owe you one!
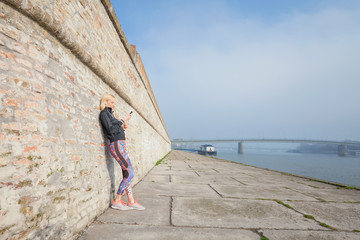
[178,142,360,188]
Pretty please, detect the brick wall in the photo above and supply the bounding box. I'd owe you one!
[0,0,171,239]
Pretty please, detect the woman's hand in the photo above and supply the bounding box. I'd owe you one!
[123,113,132,122]
[121,112,133,130]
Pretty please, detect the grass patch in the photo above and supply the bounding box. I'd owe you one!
[155,151,171,166]
[304,179,360,191]
[343,186,360,190]
[353,230,360,232]
[275,200,294,210]
[303,214,315,220]
[261,237,269,240]
[320,222,338,231]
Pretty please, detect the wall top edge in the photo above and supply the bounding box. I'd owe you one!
[100,0,169,139]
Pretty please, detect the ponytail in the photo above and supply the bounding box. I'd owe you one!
[100,94,115,111]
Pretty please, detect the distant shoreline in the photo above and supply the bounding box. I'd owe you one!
[288,143,360,156]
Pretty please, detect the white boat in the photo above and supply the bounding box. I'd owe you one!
[198,144,217,156]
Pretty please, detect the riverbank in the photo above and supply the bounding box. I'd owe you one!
[79,150,360,240]
[215,149,360,188]
[211,154,360,190]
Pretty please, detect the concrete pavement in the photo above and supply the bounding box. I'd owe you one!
[78,150,360,240]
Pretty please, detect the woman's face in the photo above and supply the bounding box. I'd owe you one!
[106,98,115,109]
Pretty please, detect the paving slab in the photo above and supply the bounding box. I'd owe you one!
[273,179,330,190]
[149,167,198,176]
[172,197,324,230]
[166,161,190,168]
[288,187,360,202]
[79,224,259,240]
[133,181,220,198]
[228,175,258,184]
[262,230,360,240]
[171,175,239,185]
[237,174,302,187]
[210,184,318,201]
[287,201,360,231]
[97,197,170,226]
[290,179,340,189]
[79,151,360,240]
[193,169,222,176]
[141,174,170,183]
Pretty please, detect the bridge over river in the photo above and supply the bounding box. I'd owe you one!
[171,139,360,156]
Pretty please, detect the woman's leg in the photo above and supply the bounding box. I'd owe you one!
[125,183,134,203]
[109,140,144,210]
[109,140,134,202]
[117,141,135,203]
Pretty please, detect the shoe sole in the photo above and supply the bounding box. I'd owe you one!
[111,205,130,211]
[127,206,145,211]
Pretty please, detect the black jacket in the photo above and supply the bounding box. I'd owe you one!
[99,107,125,142]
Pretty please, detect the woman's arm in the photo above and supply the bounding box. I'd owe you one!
[120,113,132,130]
[114,112,132,124]
[122,113,132,123]
[100,111,115,137]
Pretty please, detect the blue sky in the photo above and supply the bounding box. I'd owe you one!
[111,0,360,141]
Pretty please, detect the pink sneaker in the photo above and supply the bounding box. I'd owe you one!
[111,199,130,210]
[127,198,145,210]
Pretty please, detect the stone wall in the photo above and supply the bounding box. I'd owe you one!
[0,0,171,239]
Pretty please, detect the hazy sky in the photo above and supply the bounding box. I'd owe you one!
[111,0,360,141]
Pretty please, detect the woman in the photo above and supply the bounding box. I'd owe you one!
[99,94,145,211]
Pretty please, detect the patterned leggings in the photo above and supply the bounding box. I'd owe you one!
[109,140,134,195]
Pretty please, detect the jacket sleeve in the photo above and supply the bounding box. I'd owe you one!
[100,111,114,138]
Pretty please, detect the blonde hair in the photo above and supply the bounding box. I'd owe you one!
[100,94,115,111]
